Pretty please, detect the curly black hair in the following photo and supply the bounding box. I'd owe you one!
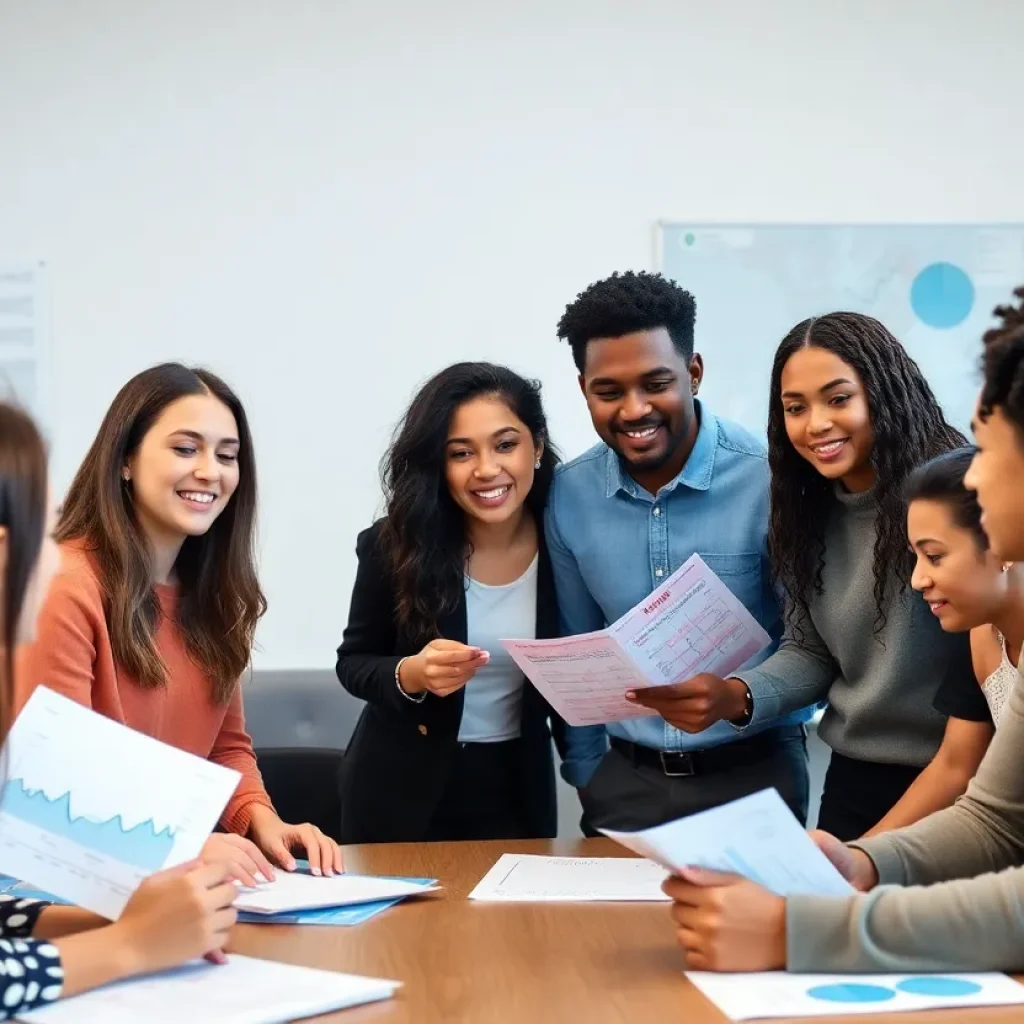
[979,285,1024,438]
[556,271,697,372]
[767,312,965,632]
[379,362,559,646]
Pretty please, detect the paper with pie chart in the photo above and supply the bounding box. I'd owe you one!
[687,970,1024,1019]
[0,686,240,919]
[501,554,771,727]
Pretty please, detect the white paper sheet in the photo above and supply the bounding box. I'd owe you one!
[17,953,400,1024]
[687,970,1024,1020]
[234,870,440,914]
[468,853,671,902]
[602,788,853,897]
[0,687,240,919]
[501,554,770,726]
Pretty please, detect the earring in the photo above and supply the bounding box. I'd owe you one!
[534,459,541,469]
[1003,563,1013,573]
[691,381,699,395]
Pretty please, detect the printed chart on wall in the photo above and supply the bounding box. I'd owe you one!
[0,262,49,428]
[658,223,1024,436]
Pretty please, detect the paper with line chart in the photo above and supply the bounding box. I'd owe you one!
[0,687,240,919]
[501,554,771,726]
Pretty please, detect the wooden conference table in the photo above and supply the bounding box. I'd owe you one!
[231,838,1024,1024]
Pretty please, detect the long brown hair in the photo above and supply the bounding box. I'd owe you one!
[0,404,48,739]
[57,364,266,704]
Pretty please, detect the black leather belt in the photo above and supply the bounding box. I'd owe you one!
[609,725,803,778]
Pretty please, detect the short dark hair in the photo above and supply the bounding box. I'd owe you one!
[379,362,559,645]
[556,271,697,372]
[979,285,1024,441]
[904,448,987,550]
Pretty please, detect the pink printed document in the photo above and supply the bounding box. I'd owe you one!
[501,555,770,727]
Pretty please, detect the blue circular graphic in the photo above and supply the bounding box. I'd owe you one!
[910,262,975,329]
[896,976,983,997]
[807,983,896,1003]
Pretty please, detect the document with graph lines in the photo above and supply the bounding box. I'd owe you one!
[501,554,770,727]
[0,687,240,919]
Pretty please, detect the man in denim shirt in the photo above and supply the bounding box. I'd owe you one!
[548,271,811,832]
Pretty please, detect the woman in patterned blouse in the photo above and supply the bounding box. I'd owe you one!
[0,402,238,1018]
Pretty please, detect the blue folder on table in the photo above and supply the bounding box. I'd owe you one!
[2,865,436,927]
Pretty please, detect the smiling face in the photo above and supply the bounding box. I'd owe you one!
[124,392,241,550]
[780,345,875,492]
[908,497,1007,632]
[579,328,702,492]
[444,395,541,528]
[965,400,1024,562]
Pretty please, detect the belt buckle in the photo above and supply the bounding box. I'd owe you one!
[659,750,695,777]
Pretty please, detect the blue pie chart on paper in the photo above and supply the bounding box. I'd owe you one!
[896,976,983,997]
[807,983,896,1003]
[910,262,975,329]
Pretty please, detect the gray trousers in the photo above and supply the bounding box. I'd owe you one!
[580,727,809,834]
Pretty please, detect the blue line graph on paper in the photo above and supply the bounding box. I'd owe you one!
[0,778,175,871]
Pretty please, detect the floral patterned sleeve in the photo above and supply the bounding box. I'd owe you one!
[0,893,64,1018]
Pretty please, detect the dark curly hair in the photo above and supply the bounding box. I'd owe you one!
[768,313,965,632]
[379,362,559,645]
[556,271,697,371]
[978,285,1024,439]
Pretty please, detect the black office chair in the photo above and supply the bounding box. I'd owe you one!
[254,747,345,843]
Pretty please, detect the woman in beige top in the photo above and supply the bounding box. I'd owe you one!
[663,289,1024,973]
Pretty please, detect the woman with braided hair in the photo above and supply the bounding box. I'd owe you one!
[666,312,983,840]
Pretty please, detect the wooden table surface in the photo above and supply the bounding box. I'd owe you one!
[230,838,1024,1024]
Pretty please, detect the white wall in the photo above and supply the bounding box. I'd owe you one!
[3,0,1024,668]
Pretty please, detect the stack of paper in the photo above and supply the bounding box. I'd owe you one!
[18,953,400,1023]
[469,853,670,902]
[602,788,854,897]
[233,870,440,915]
[687,970,1024,1020]
[236,875,437,925]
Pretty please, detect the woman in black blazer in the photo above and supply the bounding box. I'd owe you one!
[336,362,574,843]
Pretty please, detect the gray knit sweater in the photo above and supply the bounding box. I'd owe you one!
[787,666,1024,971]
[735,486,970,765]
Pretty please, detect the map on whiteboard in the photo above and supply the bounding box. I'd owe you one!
[659,224,1024,435]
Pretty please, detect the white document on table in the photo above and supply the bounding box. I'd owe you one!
[501,553,770,726]
[0,687,240,919]
[233,870,440,914]
[468,853,671,902]
[602,788,853,897]
[686,970,1024,1020]
[17,953,400,1024]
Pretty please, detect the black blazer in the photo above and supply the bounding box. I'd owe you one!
[335,519,568,843]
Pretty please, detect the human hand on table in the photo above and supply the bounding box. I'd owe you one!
[399,639,489,697]
[662,868,786,971]
[201,833,278,886]
[247,806,344,877]
[625,674,750,732]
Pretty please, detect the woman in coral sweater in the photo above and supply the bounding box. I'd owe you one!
[17,362,342,879]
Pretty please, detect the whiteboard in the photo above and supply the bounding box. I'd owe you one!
[658,223,1024,435]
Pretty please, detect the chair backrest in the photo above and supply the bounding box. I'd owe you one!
[255,747,345,842]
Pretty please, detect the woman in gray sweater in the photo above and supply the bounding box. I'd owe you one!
[664,287,1024,973]
[635,311,974,840]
